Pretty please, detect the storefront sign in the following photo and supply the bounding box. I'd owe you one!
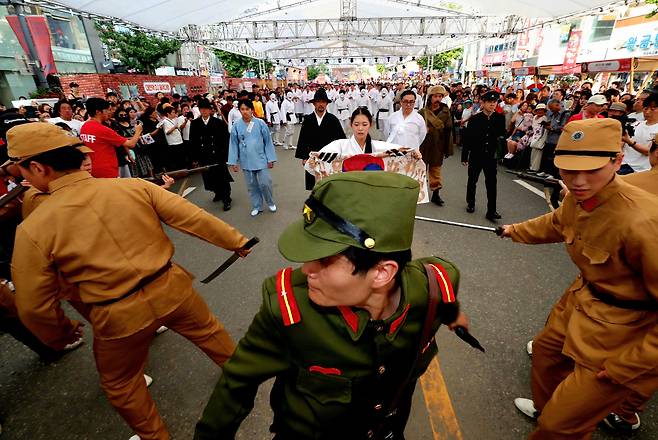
[512,66,537,76]
[581,58,635,73]
[143,82,172,94]
[563,30,582,72]
[155,66,176,76]
[175,67,195,76]
[209,75,224,85]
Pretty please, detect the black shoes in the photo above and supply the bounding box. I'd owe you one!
[466,205,475,213]
[223,200,232,211]
[602,412,640,433]
[486,212,502,222]
[212,193,222,202]
[431,190,444,206]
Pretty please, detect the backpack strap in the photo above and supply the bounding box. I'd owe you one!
[275,267,302,326]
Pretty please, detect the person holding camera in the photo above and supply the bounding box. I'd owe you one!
[620,93,658,175]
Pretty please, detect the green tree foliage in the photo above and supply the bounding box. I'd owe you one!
[648,0,658,18]
[416,48,463,72]
[306,64,330,81]
[213,50,273,78]
[96,23,181,74]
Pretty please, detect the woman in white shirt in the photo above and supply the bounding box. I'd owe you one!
[319,107,404,155]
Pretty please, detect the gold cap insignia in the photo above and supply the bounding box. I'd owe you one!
[364,238,376,249]
[303,204,315,224]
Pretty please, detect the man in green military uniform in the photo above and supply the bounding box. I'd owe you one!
[194,171,469,440]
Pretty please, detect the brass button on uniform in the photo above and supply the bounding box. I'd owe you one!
[374,403,383,410]
[378,365,386,375]
[367,429,375,439]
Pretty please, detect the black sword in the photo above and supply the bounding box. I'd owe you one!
[454,326,485,353]
[200,237,260,284]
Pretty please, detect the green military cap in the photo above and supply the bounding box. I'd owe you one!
[278,171,420,262]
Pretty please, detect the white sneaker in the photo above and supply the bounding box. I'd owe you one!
[144,374,153,387]
[514,398,540,419]
[526,340,533,356]
[268,204,277,212]
[63,336,84,351]
[156,325,168,334]
[128,435,140,440]
[250,209,260,217]
[289,145,297,149]
[504,153,514,159]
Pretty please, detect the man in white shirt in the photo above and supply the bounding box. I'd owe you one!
[48,100,83,136]
[228,101,241,132]
[620,93,658,174]
[265,93,283,146]
[334,92,352,132]
[376,88,395,139]
[280,92,297,150]
[387,89,428,150]
[628,91,650,122]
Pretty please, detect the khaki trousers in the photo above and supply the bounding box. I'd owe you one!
[529,291,646,440]
[93,291,235,440]
[428,165,443,191]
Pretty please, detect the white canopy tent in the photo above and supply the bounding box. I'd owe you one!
[31,0,623,60]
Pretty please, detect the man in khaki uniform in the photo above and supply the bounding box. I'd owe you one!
[7,123,251,440]
[419,85,453,206]
[500,118,658,439]
[623,133,658,196]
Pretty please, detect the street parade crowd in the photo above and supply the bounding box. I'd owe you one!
[0,72,658,440]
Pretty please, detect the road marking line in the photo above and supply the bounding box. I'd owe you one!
[513,179,545,198]
[420,356,464,440]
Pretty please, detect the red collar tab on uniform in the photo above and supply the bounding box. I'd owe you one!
[580,197,600,212]
[388,303,410,335]
[337,306,359,333]
[276,267,301,326]
[428,263,456,303]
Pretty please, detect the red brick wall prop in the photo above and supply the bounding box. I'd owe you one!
[59,74,209,104]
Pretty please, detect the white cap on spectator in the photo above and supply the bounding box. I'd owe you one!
[587,95,607,105]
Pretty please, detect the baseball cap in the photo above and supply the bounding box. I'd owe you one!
[535,103,547,110]
[278,171,419,262]
[555,119,621,171]
[587,95,607,105]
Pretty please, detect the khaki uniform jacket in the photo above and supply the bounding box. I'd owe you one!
[195,257,460,440]
[510,177,658,394]
[623,166,658,197]
[11,171,247,349]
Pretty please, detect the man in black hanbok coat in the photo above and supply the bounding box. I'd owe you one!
[190,99,233,211]
[295,88,346,190]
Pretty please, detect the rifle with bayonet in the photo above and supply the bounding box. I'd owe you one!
[143,164,220,184]
[0,180,28,209]
[505,170,562,210]
[144,164,220,196]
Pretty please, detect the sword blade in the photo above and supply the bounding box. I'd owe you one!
[454,326,485,353]
[200,237,260,284]
[415,215,498,233]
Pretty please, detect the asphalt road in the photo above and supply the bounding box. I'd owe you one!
[1,124,655,440]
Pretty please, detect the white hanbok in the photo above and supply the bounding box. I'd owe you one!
[319,135,401,156]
